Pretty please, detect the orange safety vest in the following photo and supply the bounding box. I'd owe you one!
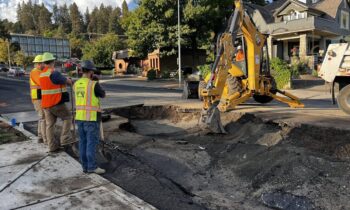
[39,67,67,108]
[236,51,245,62]
[29,68,41,100]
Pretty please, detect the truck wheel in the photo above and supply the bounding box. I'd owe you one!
[337,84,350,115]
[198,81,207,101]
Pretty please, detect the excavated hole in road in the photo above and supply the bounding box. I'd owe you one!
[23,105,350,210]
[95,105,350,210]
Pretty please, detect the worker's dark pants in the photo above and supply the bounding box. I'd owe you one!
[76,121,100,172]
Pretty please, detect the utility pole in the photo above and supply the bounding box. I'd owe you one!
[7,39,11,68]
[178,0,182,87]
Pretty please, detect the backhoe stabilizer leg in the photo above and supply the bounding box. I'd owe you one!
[200,105,227,134]
[269,89,304,108]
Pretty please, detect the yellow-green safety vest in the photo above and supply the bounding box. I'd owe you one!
[74,78,101,121]
[30,68,41,100]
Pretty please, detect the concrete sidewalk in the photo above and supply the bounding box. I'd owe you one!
[0,124,156,210]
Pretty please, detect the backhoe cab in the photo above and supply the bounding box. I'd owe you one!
[200,0,304,133]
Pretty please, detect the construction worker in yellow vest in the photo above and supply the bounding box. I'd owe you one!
[30,55,47,144]
[74,60,106,174]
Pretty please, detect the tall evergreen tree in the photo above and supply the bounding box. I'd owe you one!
[38,3,52,34]
[109,7,123,34]
[96,4,111,34]
[52,4,60,26]
[88,7,99,33]
[84,8,90,32]
[69,3,84,36]
[57,4,72,34]
[121,0,129,17]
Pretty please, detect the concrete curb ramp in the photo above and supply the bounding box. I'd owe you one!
[0,140,156,210]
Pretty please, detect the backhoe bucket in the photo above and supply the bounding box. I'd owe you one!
[200,105,226,134]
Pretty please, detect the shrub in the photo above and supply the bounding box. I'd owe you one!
[147,69,157,80]
[161,68,170,79]
[127,64,142,75]
[270,58,292,89]
[197,64,211,79]
[291,57,309,76]
[101,70,113,75]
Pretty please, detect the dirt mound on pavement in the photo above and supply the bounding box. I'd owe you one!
[0,121,27,144]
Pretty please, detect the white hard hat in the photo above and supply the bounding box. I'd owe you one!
[237,46,242,50]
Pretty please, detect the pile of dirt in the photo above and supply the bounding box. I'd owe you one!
[0,121,27,145]
[97,105,350,210]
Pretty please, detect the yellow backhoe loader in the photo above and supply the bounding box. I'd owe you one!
[200,0,304,133]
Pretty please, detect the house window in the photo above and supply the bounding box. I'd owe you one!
[341,11,349,30]
[283,10,306,21]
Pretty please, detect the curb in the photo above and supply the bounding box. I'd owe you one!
[0,116,37,140]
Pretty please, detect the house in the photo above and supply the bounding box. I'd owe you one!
[113,50,141,74]
[143,48,207,73]
[250,0,350,63]
[113,48,207,76]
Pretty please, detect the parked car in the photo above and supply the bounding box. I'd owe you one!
[0,64,9,72]
[7,67,25,77]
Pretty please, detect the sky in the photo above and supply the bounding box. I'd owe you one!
[0,0,137,22]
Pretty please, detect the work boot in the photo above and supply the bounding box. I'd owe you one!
[37,138,43,143]
[89,167,105,174]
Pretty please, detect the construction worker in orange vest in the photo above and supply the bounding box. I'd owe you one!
[235,45,245,62]
[39,52,74,153]
[30,55,47,144]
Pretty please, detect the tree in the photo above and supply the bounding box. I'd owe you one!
[122,0,129,17]
[96,4,112,34]
[57,4,72,34]
[0,39,9,63]
[84,8,90,32]
[82,33,126,66]
[109,7,123,34]
[14,51,26,68]
[17,0,37,33]
[0,20,10,40]
[52,4,60,26]
[70,3,84,36]
[70,37,85,58]
[38,4,52,34]
[123,0,180,57]
[88,7,98,33]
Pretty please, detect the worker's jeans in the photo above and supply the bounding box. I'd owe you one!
[43,103,72,152]
[76,121,100,172]
[32,100,47,144]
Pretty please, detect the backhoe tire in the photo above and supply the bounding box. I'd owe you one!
[337,84,350,115]
[253,77,277,104]
[182,80,199,99]
[227,74,242,95]
[198,81,207,101]
[253,95,274,104]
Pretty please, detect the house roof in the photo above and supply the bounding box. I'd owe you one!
[264,0,345,19]
[311,0,343,18]
[245,3,274,23]
[264,0,287,14]
[273,0,324,17]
